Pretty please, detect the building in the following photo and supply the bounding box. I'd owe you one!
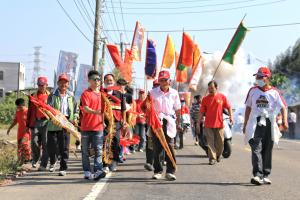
[0,62,25,99]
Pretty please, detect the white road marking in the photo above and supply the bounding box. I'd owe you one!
[83,173,112,200]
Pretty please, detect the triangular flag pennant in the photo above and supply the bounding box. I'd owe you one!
[189,44,204,91]
[145,39,157,79]
[131,21,145,62]
[177,32,194,71]
[106,44,123,67]
[161,34,175,69]
[222,22,248,64]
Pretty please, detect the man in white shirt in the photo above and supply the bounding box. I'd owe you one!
[288,109,297,139]
[243,67,288,185]
[150,70,181,181]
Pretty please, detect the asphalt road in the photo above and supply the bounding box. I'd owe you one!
[1,132,300,200]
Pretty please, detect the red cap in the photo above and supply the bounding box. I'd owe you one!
[58,73,69,82]
[158,70,170,80]
[253,67,272,78]
[37,76,48,85]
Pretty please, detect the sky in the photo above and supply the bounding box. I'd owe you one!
[0,0,300,89]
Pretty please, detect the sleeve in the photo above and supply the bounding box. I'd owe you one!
[174,92,181,111]
[200,98,206,113]
[73,96,79,120]
[245,88,254,107]
[80,91,90,108]
[276,91,287,109]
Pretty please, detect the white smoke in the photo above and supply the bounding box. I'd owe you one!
[197,49,258,109]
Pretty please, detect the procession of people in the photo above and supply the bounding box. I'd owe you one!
[7,66,290,186]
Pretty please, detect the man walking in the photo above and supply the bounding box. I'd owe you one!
[243,67,288,185]
[200,80,233,165]
[47,74,78,176]
[150,70,181,181]
[80,70,106,180]
[288,109,297,139]
[135,89,146,152]
[26,76,50,170]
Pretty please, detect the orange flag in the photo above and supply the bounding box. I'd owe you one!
[119,49,133,83]
[176,51,188,83]
[189,44,204,91]
[177,32,194,71]
[161,34,175,69]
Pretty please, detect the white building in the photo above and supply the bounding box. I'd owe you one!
[0,62,25,98]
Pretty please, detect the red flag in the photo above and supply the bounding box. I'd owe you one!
[106,44,123,68]
[119,49,133,83]
[177,32,194,70]
[176,51,187,83]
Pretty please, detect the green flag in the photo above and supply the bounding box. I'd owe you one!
[222,22,248,64]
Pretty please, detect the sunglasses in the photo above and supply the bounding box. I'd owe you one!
[90,77,101,82]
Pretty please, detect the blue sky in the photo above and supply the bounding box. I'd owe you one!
[1,0,300,88]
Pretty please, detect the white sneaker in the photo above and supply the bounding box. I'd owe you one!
[251,176,263,185]
[59,170,67,176]
[84,171,94,180]
[49,162,57,172]
[263,177,272,185]
[152,173,163,180]
[138,149,144,152]
[165,173,176,181]
[103,167,110,174]
[194,141,199,145]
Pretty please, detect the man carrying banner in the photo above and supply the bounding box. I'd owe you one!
[80,70,106,180]
[149,70,181,181]
[200,80,233,165]
[102,74,126,173]
[243,67,288,185]
[26,76,50,170]
[47,74,78,176]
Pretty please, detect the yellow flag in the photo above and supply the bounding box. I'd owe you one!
[161,34,175,68]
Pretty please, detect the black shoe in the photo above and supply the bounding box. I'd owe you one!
[94,170,106,181]
[144,163,154,171]
[251,176,263,185]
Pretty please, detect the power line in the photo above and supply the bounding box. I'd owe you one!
[106,0,258,10]
[109,0,122,39]
[87,0,95,15]
[106,0,286,15]
[78,0,94,26]
[103,21,300,33]
[110,0,221,5]
[73,0,94,34]
[55,0,93,44]
[119,0,130,42]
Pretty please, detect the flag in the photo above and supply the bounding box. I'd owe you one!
[106,44,123,67]
[176,51,188,83]
[131,21,145,61]
[222,22,248,64]
[189,45,204,91]
[145,39,157,79]
[56,50,78,92]
[75,64,93,100]
[177,32,194,71]
[161,35,175,69]
[120,49,133,83]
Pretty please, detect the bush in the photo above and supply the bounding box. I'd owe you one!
[0,142,20,180]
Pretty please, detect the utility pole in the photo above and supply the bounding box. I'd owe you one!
[100,40,106,82]
[92,0,102,71]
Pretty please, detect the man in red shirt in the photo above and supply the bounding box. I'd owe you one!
[26,76,50,170]
[80,70,106,181]
[200,80,233,165]
[135,89,146,152]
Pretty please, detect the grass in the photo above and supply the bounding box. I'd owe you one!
[0,143,20,181]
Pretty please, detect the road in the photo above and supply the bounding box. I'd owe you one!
[1,133,300,200]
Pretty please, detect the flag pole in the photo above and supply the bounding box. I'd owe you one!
[211,14,247,81]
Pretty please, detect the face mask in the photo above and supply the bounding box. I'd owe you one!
[105,83,114,88]
[256,79,265,87]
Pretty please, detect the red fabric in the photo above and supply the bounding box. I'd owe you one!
[135,99,146,124]
[106,44,123,67]
[120,135,140,147]
[181,106,190,115]
[144,95,162,129]
[80,89,104,131]
[35,93,49,119]
[254,66,272,77]
[15,107,31,140]
[119,49,133,83]
[27,92,49,128]
[37,76,48,85]
[178,32,194,67]
[58,73,69,82]
[200,93,231,128]
[158,70,170,80]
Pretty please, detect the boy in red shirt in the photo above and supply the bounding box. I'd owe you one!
[80,70,106,181]
[7,98,31,164]
[200,80,233,165]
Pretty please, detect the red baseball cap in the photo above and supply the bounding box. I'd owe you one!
[253,67,272,78]
[37,76,48,85]
[58,73,69,82]
[158,70,170,80]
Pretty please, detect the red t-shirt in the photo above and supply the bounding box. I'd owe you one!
[80,88,104,131]
[200,93,231,128]
[135,99,146,124]
[36,93,48,119]
[181,105,190,115]
[14,107,30,140]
